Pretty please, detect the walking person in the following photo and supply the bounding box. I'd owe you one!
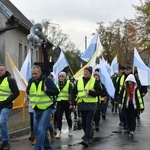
[55,71,74,139]
[115,65,132,130]
[70,66,103,147]
[93,71,107,131]
[118,74,144,136]
[26,65,59,150]
[0,65,20,150]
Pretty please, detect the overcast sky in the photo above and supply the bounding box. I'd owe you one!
[10,0,141,52]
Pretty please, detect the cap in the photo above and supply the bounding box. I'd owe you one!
[119,66,125,70]
[84,66,93,74]
[95,68,99,72]
[125,65,132,70]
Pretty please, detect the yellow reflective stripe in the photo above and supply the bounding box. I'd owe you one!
[30,95,51,98]
[78,95,93,98]
[121,91,126,109]
[78,90,85,92]
[31,100,53,104]
[0,94,11,96]
[57,96,69,98]
[59,91,68,94]
[119,75,125,93]
[137,89,144,109]
[0,89,11,93]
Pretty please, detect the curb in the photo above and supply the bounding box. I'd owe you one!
[9,127,30,139]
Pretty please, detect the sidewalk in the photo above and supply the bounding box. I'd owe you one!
[7,108,30,139]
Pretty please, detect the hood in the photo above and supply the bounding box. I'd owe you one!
[125,74,136,83]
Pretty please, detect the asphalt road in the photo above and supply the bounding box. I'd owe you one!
[9,91,150,150]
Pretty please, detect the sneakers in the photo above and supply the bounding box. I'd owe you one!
[0,142,10,150]
[95,125,99,132]
[80,139,89,147]
[137,115,140,119]
[68,128,73,137]
[55,130,61,139]
[102,114,106,120]
[129,131,134,137]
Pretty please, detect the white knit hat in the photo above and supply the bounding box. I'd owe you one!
[58,71,66,77]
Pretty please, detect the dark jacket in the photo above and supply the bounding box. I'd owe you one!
[26,74,59,110]
[0,71,20,109]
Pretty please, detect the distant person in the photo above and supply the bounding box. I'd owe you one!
[93,71,107,131]
[115,65,132,130]
[118,74,144,136]
[0,65,19,150]
[26,65,59,150]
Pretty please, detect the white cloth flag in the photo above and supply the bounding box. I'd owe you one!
[53,50,69,83]
[96,62,115,98]
[20,49,31,82]
[110,55,118,76]
[133,48,150,85]
[7,54,27,91]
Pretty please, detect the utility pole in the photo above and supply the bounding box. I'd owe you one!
[85,36,87,50]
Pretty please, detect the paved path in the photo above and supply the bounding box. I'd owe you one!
[7,91,150,150]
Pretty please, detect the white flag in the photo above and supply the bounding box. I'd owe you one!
[133,48,150,85]
[20,49,31,82]
[53,50,69,83]
[7,54,27,91]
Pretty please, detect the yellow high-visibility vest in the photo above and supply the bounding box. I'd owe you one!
[29,81,53,110]
[56,80,70,101]
[0,77,12,101]
[77,77,97,103]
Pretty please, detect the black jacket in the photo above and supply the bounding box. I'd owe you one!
[0,71,20,109]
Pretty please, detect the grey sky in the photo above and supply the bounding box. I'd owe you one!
[10,0,141,51]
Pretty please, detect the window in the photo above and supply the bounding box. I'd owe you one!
[18,43,22,70]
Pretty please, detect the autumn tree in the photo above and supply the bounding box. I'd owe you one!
[41,19,81,75]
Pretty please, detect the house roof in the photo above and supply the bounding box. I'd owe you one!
[0,0,32,30]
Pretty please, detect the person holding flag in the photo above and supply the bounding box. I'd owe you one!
[70,66,103,147]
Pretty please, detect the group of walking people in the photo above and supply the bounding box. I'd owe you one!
[0,63,147,150]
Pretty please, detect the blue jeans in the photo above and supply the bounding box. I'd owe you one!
[118,108,128,129]
[81,110,95,140]
[102,95,110,115]
[34,108,53,150]
[47,121,54,133]
[0,108,11,143]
